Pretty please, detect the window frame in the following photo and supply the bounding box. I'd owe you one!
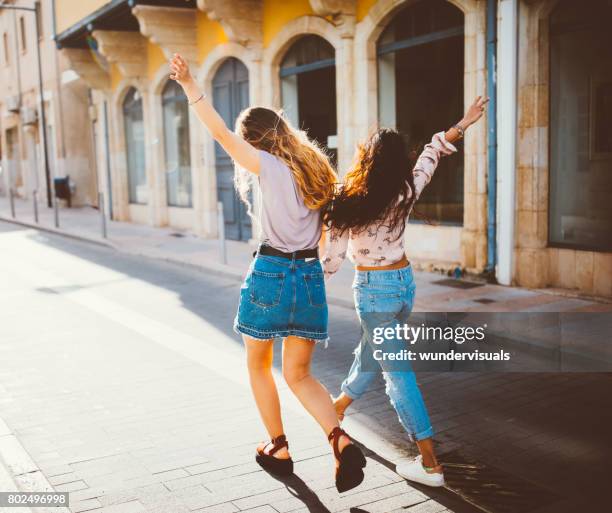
[122,87,147,205]
[161,80,192,208]
[376,0,465,227]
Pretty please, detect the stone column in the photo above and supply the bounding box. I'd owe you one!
[335,18,356,174]
[513,1,550,289]
[460,4,488,273]
[106,91,129,222]
[309,1,357,173]
[91,30,151,224]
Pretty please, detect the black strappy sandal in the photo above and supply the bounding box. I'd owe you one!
[255,434,294,476]
[328,427,366,493]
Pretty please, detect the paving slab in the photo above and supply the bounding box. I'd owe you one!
[0,220,609,513]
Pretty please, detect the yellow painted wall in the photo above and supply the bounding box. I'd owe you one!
[110,64,123,93]
[147,42,166,81]
[108,43,166,91]
[55,0,110,34]
[356,0,377,22]
[196,11,228,64]
[262,0,314,47]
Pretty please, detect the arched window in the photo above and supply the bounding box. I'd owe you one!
[123,87,147,204]
[377,0,464,224]
[213,57,251,241]
[280,35,337,164]
[162,80,192,207]
[549,0,612,250]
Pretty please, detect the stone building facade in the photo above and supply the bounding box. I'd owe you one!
[0,0,96,207]
[25,0,612,297]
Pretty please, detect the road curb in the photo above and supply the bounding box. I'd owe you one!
[0,417,69,513]
[0,218,357,310]
[0,215,116,250]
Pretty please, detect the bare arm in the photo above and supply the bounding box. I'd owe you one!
[321,228,349,279]
[170,53,260,174]
[411,96,489,199]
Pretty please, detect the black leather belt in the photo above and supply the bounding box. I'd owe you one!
[255,244,319,260]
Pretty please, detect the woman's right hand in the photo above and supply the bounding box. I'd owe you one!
[460,96,489,128]
[169,53,194,86]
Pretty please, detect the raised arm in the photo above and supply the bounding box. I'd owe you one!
[170,53,260,174]
[412,96,489,199]
[444,96,489,144]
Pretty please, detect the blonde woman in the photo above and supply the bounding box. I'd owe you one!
[170,54,366,493]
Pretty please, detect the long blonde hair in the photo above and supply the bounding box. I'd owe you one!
[234,107,336,211]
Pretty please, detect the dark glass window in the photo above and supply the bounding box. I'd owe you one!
[549,0,612,251]
[280,35,337,165]
[377,0,464,224]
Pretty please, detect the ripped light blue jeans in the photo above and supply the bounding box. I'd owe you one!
[341,265,434,441]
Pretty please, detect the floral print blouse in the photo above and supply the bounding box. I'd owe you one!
[321,132,457,277]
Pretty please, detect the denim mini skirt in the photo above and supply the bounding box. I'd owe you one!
[234,254,329,342]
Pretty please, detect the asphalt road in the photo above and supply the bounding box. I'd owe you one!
[0,222,610,513]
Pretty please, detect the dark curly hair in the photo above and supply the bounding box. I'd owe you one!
[323,128,417,240]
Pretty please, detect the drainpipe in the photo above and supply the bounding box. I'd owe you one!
[485,0,497,277]
[51,0,66,177]
[496,0,518,286]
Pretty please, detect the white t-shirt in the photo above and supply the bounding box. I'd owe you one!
[258,150,321,252]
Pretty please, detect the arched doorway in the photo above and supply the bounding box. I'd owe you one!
[123,87,147,204]
[280,35,337,165]
[212,57,251,241]
[377,0,464,224]
[549,0,612,251]
[162,80,192,208]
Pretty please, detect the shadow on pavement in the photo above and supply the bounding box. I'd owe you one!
[269,473,331,513]
[24,227,612,513]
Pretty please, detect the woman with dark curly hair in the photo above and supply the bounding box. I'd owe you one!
[322,96,488,487]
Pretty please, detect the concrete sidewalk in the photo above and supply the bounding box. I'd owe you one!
[1,218,611,513]
[1,196,608,314]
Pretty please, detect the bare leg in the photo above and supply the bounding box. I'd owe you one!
[335,391,441,473]
[282,336,350,464]
[416,438,442,473]
[333,392,354,420]
[244,336,289,459]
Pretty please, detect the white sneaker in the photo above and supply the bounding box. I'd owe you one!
[396,455,445,487]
